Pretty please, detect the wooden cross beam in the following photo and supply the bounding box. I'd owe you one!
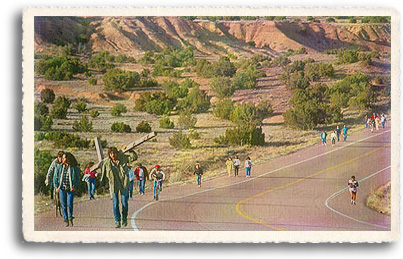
[90,131,157,172]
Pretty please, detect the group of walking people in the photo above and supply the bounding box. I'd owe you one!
[45,147,167,228]
[365,113,387,132]
[320,124,348,147]
[226,156,254,178]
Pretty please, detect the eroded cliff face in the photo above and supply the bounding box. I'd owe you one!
[35,17,391,56]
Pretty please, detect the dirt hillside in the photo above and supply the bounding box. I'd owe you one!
[34,17,391,56]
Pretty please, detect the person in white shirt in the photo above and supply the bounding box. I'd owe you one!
[233,156,241,177]
[330,131,337,146]
[347,175,359,205]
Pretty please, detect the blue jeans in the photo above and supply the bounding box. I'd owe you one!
[158,179,163,190]
[129,180,134,197]
[196,175,202,186]
[153,181,159,197]
[59,189,75,221]
[112,189,129,223]
[382,121,385,128]
[138,179,145,194]
[245,167,251,177]
[87,178,96,198]
[343,134,347,141]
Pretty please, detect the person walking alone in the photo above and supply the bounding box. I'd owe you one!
[83,162,97,200]
[193,162,203,187]
[381,114,387,129]
[149,165,166,200]
[245,157,253,178]
[53,152,80,227]
[347,175,359,205]
[226,157,233,177]
[101,147,130,228]
[233,156,240,177]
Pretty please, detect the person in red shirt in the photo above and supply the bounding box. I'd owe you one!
[83,162,97,200]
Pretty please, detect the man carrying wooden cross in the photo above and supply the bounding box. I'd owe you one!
[101,147,131,228]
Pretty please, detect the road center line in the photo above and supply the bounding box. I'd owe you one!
[324,166,391,230]
[131,130,390,231]
[235,143,390,231]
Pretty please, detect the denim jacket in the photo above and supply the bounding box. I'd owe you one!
[53,164,80,190]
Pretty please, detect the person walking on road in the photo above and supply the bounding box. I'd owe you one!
[335,125,341,142]
[101,147,130,228]
[330,131,337,146]
[347,175,359,205]
[381,114,387,129]
[45,151,64,200]
[245,157,253,178]
[342,125,348,142]
[128,166,135,200]
[193,162,203,187]
[53,152,80,227]
[134,162,148,195]
[83,162,97,200]
[226,157,233,177]
[364,114,368,129]
[375,116,381,130]
[149,165,166,200]
[233,156,241,177]
[320,130,327,146]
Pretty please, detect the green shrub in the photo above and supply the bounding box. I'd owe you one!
[139,78,159,88]
[111,122,132,133]
[247,41,256,47]
[89,51,116,72]
[90,109,100,118]
[213,98,234,120]
[135,92,176,115]
[136,121,152,133]
[73,100,87,113]
[50,105,68,119]
[210,77,234,99]
[40,88,55,104]
[110,103,127,117]
[34,149,54,194]
[162,80,188,99]
[256,100,274,121]
[54,96,72,108]
[88,77,97,85]
[232,65,263,89]
[169,130,191,149]
[159,117,175,129]
[326,17,336,22]
[116,53,129,63]
[177,86,210,113]
[214,126,265,146]
[35,102,49,117]
[41,131,91,149]
[34,116,41,131]
[230,102,262,128]
[103,68,141,92]
[36,56,87,80]
[141,69,150,77]
[73,116,93,132]
[40,116,53,131]
[188,129,200,140]
[178,109,197,129]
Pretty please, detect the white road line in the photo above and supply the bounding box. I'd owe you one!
[325,166,391,230]
[131,130,390,231]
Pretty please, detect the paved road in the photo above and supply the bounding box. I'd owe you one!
[35,125,391,231]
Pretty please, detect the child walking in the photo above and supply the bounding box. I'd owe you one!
[347,175,359,205]
[193,162,203,187]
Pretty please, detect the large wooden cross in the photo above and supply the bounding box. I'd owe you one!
[90,131,157,171]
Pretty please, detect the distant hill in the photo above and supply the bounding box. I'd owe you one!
[34,16,391,57]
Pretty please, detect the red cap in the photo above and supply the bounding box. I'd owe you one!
[155,164,160,169]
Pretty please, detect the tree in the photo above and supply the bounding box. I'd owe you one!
[111,122,131,133]
[169,130,191,149]
[73,116,93,132]
[213,98,234,120]
[103,69,140,92]
[40,88,55,104]
[73,100,87,113]
[178,109,197,129]
[159,117,175,129]
[210,77,234,99]
[136,121,152,133]
[177,86,210,113]
[110,104,127,117]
